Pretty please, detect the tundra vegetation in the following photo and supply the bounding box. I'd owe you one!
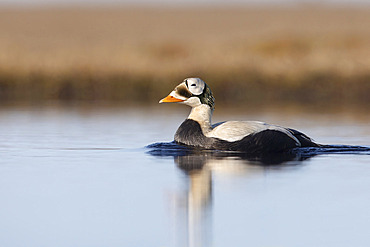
[0,6,369,110]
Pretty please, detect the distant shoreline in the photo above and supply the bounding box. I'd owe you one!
[0,69,368,111]
[0,6,369,109]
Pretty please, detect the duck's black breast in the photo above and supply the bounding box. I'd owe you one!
[174,119,216,149]
[174,119,301,153]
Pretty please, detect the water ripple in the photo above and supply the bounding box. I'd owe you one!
[146,142,370,166]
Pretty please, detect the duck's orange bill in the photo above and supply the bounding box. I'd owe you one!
[159,95,184,103]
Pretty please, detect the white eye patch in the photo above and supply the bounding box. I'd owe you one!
[186,78,205,95]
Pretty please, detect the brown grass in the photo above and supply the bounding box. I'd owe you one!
[0,6,369,108]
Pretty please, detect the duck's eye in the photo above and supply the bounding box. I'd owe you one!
[191,84,196,87]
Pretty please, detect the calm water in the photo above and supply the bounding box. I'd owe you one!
[0,105,369,247]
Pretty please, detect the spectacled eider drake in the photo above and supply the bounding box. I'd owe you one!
[160,78,320,154]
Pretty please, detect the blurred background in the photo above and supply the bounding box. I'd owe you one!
[0,0,369,111]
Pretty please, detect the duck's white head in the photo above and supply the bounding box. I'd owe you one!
[159,78,215,110]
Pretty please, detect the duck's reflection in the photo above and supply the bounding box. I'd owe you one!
[148,141,319,246]
[178,158,212,247]
[147,142,370,247]
[147,142,311,247]
[168,150,305,247]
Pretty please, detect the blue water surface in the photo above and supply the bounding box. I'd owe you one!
[0,105,369,247]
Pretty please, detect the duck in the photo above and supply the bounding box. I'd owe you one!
[159,78,320,154]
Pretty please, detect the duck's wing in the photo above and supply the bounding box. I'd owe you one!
[287,128,320,147]
[206,121,299,143]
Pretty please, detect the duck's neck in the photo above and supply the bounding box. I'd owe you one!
[187,104,213,133]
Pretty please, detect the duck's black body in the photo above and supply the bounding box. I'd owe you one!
[175,119,319,154]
